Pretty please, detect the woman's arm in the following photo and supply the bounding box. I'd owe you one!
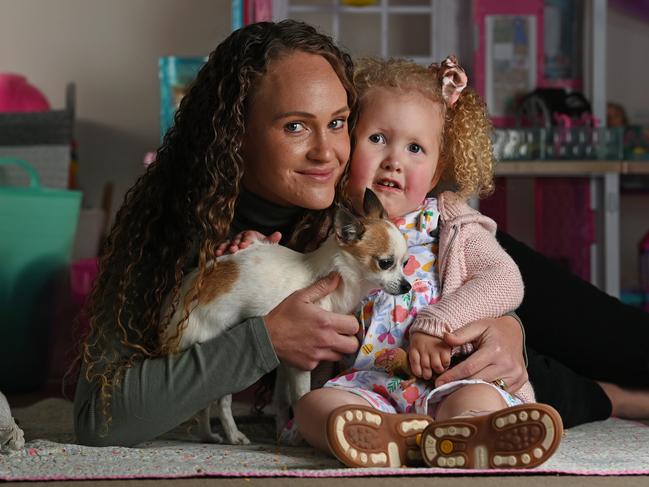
[74,274,359,447]
[74,317,278,447]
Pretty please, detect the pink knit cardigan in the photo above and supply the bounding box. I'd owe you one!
[410,191,535,402]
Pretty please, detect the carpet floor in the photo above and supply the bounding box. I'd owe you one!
[1,398,649,481]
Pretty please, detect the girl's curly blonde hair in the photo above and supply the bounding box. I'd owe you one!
[353,57,495,198]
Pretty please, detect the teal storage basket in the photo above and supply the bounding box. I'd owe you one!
[0,158,82,392]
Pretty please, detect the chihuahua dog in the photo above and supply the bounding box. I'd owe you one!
[163,189,410,444]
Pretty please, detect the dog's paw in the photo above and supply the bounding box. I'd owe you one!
[227,430,251,445]
[8,425,24,450]
[197,430,224,444]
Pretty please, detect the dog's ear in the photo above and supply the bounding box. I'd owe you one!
[363,188,387,219]
[334,205,366,244]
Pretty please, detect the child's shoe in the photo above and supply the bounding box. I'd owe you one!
[326,405,433,468]
[419,403,563,469]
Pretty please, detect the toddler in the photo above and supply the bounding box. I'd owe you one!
[294,57,563,469]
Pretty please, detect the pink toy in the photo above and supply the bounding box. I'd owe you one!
[0,73,50,112]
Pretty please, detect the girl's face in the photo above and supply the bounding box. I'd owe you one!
[348,88,443,218]
[241,51,351,209]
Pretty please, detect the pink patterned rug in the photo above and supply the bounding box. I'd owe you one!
[1,399,648,480]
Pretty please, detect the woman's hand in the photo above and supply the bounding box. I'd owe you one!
[434,315,528,393]
[263,273,360,371]
[215,230,282,257]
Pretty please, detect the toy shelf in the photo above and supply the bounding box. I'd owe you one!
[495,160,649,176]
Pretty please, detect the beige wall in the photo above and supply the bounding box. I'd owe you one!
[0,0,231,213]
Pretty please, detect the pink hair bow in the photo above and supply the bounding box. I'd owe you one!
[430,55,467,107]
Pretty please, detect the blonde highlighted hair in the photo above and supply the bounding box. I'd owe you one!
[353,57,495,198]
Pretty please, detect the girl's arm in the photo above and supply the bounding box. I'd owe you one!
[411,223,524,344]
[74,317,278,447]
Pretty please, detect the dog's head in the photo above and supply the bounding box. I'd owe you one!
[334,189,411,295]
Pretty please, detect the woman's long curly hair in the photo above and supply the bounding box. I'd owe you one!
[78,20,357,428]
[353,58,495,198]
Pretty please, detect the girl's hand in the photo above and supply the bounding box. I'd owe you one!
[408,332,451,380]
[434,315,528,393]
[215,231,281,257]
[263,273,360,371]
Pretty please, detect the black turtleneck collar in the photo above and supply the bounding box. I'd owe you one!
[231,187,305,244]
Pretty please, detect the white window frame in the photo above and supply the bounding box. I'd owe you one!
[273,0,457,65]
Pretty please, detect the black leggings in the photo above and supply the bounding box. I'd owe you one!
[497,230,649,427]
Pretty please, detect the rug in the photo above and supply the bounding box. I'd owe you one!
[1,398,649,480]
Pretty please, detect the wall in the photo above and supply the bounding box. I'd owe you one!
[0,0,231,216]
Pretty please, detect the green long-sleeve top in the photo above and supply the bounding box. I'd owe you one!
[74,189,305,446]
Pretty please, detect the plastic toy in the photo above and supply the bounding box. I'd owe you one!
[0,73,49,112]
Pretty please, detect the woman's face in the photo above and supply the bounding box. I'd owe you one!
[241,51,351,209]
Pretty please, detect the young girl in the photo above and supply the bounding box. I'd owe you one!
[293,57,563,469]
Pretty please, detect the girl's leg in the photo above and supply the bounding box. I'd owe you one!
[434,383,507,420]
[317,383,563,469]
[419,384,563,469]
[294,387,371,453]
[317,398,434,468]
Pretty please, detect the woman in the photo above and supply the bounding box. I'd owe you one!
[74,20,362,446]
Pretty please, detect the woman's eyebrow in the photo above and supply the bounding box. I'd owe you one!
[332,106,351,116]
[273,106,349,121]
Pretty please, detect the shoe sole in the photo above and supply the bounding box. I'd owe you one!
[420,403,563,469]
[326,405,433,468]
